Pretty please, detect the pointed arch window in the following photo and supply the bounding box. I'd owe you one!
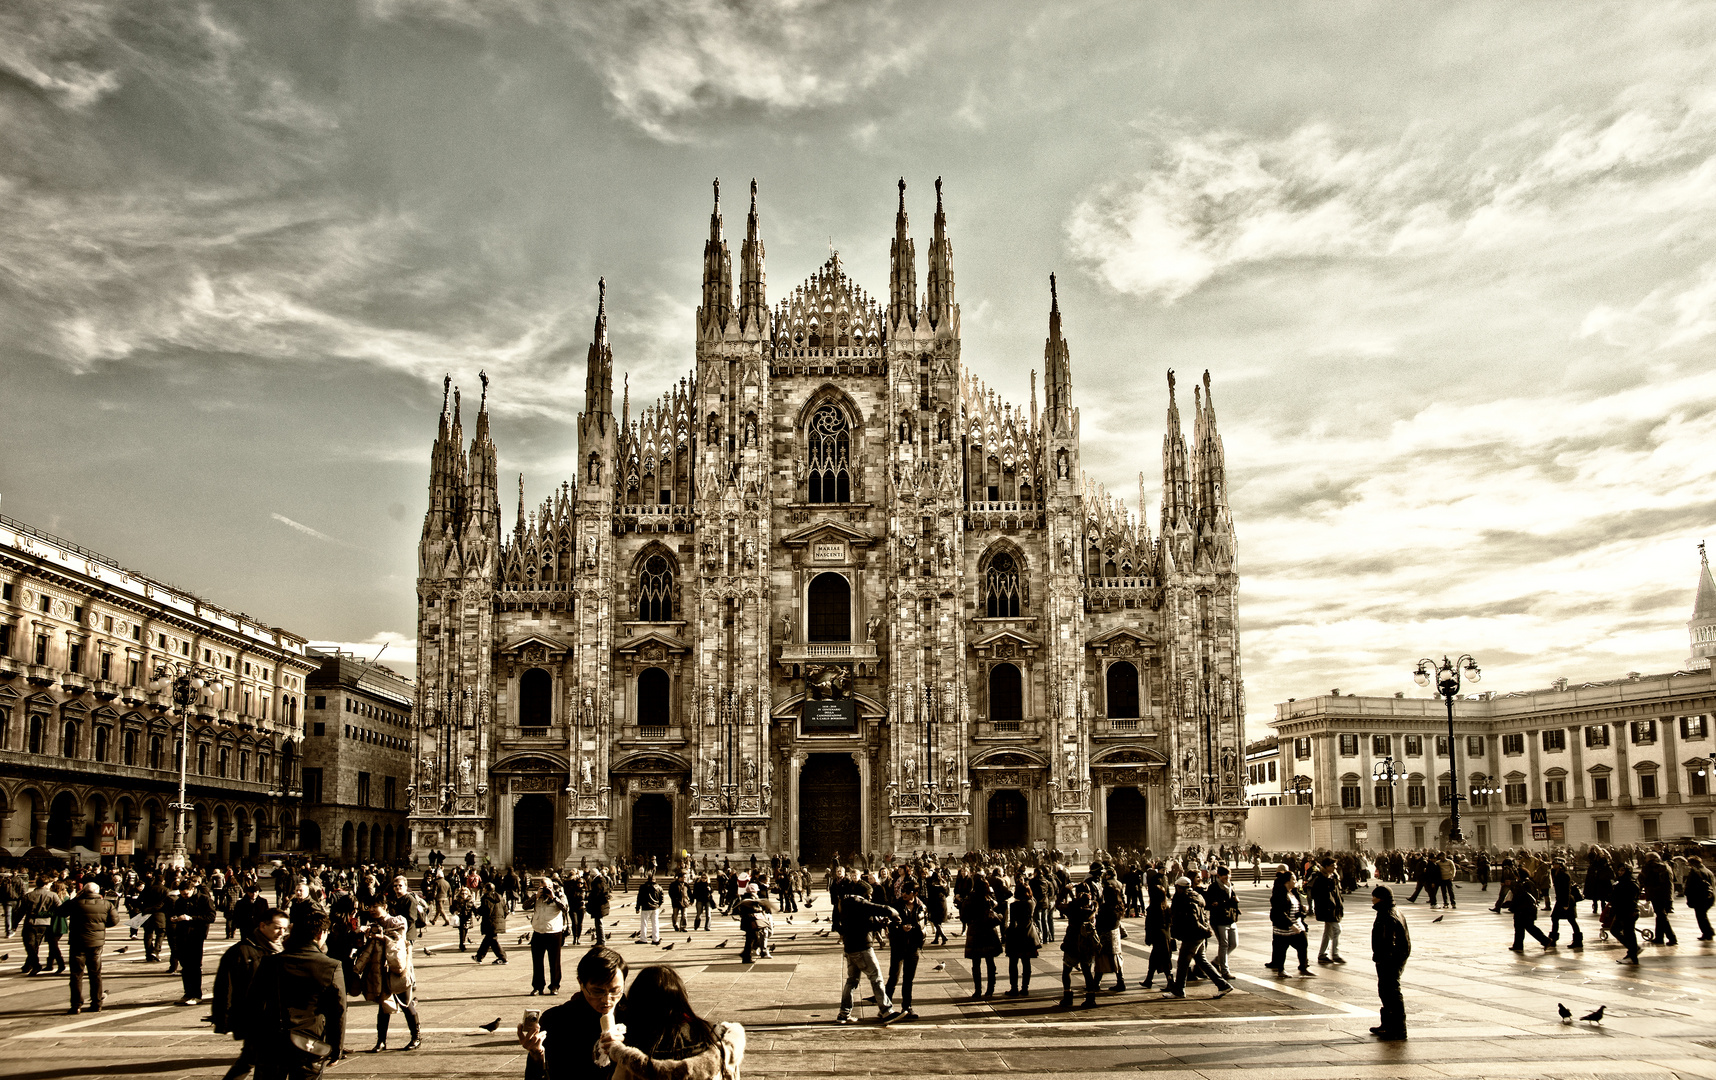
[807,405,851,503]
[638,555,674,621]
[985,553,1021,618]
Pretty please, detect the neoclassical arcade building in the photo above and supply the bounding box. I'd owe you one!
[410,180,1245,869]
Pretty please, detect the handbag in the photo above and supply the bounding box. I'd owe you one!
[287,1031,333,1061]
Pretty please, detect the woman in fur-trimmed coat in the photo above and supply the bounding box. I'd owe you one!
[600,965,746,1080]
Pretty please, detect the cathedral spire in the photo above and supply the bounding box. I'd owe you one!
[474,368,491,443]
[584,278,614,428]
[738,178,767,333]
[1043,274,1072,433]
[924,176,955,330]
[1691,541,1716,670]
[699,179,733,336]
[464,370,498,535]
[889,177,918,330]
[1161,369,1192,539]
[516,473,525,537]
[1196,370,1230,530]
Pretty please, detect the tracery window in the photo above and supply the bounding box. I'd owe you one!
[807,405,851,503]
[985,553,1021,617]
[638,555,674,622]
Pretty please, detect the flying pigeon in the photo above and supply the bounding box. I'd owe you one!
[478,1018,502,1032]
[1581,1005,1605,1023]
[1558,1003,1573,1024]
[1432,915,1445,923]
[716,940,728,948]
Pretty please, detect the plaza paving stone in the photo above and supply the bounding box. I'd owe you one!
[0,881,1711,1079]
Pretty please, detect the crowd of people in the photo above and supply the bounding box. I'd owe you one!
[1,838,1711,1075]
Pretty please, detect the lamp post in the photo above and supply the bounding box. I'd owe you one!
[1412,655,1480,847]
[149,660,226,870]
[1372,756,1400,848]
[1469,773,1500,811]
[1286,774,1313,806]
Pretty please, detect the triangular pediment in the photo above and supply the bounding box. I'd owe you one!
[502,633,570,656]
[779,519,876,548]
[614,630,691,656]
[970,628,1041,655]
[1086,625,1157,650]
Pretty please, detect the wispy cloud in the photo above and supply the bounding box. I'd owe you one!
[271,512,363,550]
[309,632,418,678]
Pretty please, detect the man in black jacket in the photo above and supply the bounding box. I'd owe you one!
[585,872,610,947]
[61,882,119,1014]
[171,878,219,1006]
[1164,877,1232,998]
[835,892,897,1023]
[245,910,346,1080]
[1310,858,1346,964]
[1370,885,1410,1041]
[214,907,287,1080]
[475,883,509,964]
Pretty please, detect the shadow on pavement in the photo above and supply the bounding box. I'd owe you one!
[7,1060,231,1080]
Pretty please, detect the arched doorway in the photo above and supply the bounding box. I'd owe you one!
[513,793,554,869]
[986,789,1028,849]
[341,820,354,861]
[637,668,670,728]
[799,753,860,865]
[519,668,552,727]
[630,794,673,867]
[807,573,851,642]
[1106,787,1148,850]
[46,791,76,850]
[299,819,322,854]
[1106,662,1139,718]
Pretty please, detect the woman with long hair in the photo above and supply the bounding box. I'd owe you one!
[960,879,1003,1000]
[598,964,746,1080]
[1267,870,1313,976]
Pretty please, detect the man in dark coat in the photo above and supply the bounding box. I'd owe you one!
[585,872,610,947]
[61,881,119,1014]
[15,875,60,975]
[1507,874,1554,953]
[170,878,219,1005]
[230,884,271,943]
[1164,877,1232,998]
[214,907,287,1080]
[1685,856,1714,941]
[1548,857,1584,949]
[1640,852,1678,946]
[1309,858,1346,964]
[244,909,346,1080]
[475,883,509,964]
[1370,885,1410,1040]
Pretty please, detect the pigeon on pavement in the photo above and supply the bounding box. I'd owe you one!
[1558,1003,1573,1024]
[1432,915,1444,923]
[116,946,128,953]
[662,943,674,951]
[716,940,728,948]
[1581,1005,1605,1023]
[479,1018,502,1032]
[932,962,946,971]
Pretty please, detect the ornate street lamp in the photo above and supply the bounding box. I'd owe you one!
[149,660,227,869]
[1286,773,1313,806]
[1372,756,1400,846]
[1469,773,1501,810]
[1412,654,1480,847]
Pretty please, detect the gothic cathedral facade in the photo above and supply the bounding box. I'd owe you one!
[410,180,1245,869]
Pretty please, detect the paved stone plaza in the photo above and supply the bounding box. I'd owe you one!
[1,881,1713,1080]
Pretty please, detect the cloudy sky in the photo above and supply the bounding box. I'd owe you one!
[3,1,1714,738]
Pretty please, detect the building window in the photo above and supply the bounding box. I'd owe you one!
[1435,734,1450,756]
[984,553,1021,617]
[0,623,10,658]
[1340,783,1361,809]
[1695,816,1711,838]
[27,714,44,754]
[148,735,164,770]
[1374,783,1393,808]
[1372,734,1390,756]
[357,771,372,808]
[93,726,109,762]
[128,658,139,685]
[122,730,137,766]
[1437,781,1453,806]
[1104,661,1138,720]
[1339,734,1358,756]
[1504,781,1527,805]
[1595,818,1611,843]
[1403,735,1422,757]
[1542,729,1565,752]
[1511,823,1525,846]
[1631,719,1657,745]
[302,768,323,805]
[1592,773,1611,801]
[1468,777,1489,807]
[1295,737,1312,760]
[1681,714,1709,740]
[1406,783,1426,808]
[1691,765,1710,797]
[61,722,78,758]
[196,743,209,774]
[519,668,553,727]
[1586,725,1610,748]
[1467,735,1485,757]
[313,722,325,736]
[1267,760,1277,782]
[384,776,397,810]
[69,643,82,673]
[99,652,111,680]
[218,746,230,778]
[806,405,851,503]
[1502,733,1524,755]
[239,750,249,781]
[1638,771,1658,799]
[314,696,326,710]
[637,555,674,621]
[806,572,851,642]
[35,634,48,665]
[1545,777,1566,802]
[637,666,670,733]
[989,663,1023,730]
[1642,817,1659,841]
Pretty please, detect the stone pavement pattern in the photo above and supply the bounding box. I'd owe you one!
[0,882,1713,1080]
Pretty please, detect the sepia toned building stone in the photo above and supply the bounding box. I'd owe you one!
[299,648,414,863]
[410,179,1246,869]
[0,514,313,865]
